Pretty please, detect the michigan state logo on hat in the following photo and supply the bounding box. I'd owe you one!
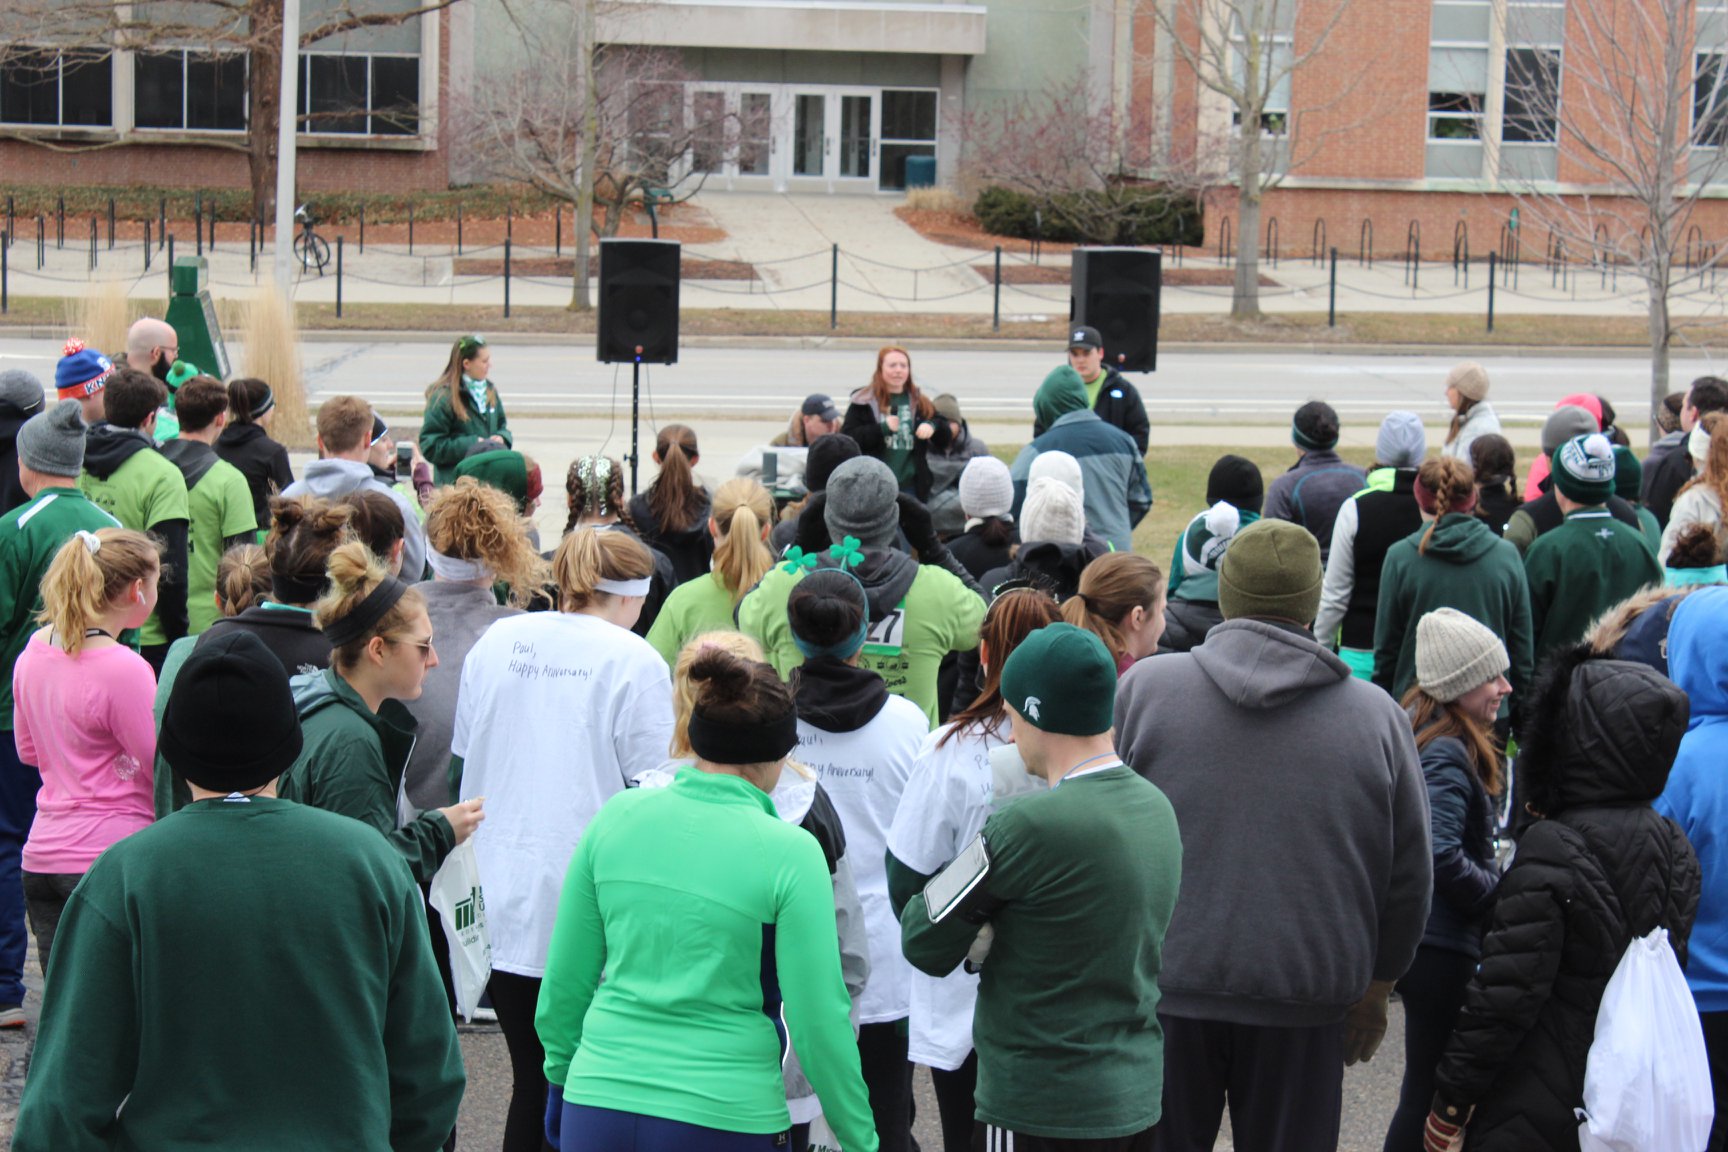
[1024,696,1042,722]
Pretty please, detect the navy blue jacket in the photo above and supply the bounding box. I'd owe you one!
[1419,735,1499,959]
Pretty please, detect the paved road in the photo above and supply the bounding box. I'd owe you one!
[0,339,1713,424]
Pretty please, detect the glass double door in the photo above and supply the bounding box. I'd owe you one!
[678,85,884,192]
[788,89,877,192]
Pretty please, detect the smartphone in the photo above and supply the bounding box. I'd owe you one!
[924,834,991,923]
[397,444,414,473]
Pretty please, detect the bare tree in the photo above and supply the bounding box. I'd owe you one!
[456,4,724,310]
[1496,0,1728,441]
[1147,0,1356,318]
[0,0,455,220]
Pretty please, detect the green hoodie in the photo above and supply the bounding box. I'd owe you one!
[1373,513,1535,703]
[1033,367,1089,432]
[454,448,531,511]
[279,667,455,883]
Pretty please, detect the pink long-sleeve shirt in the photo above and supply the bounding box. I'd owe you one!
[14,630,157,874]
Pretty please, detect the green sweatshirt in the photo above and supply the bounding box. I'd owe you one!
[646,571,739,666]
[0,487,120,730]
[79,447,188,647]
[1524,507,1663,665]
[739,560,984,727]
[279,668,455,883]
[538,767,878,1152]
[180,455,257,634]
[11,795,464,1152]
[420,389,511,486]
[902,764,1182,1140]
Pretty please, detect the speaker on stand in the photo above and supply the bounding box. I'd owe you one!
[597,238,682,493]
[1070,247,1161,372]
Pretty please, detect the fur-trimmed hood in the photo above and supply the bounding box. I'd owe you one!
[1582,584,1693,656]
[1514,644,1688,819]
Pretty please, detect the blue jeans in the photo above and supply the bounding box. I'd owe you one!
[0,736,40,1005]
[561,1104,787,1152]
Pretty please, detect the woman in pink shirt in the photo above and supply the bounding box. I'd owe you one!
[14,528,160,970]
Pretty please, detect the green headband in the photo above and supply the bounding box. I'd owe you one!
[458,334,486,359]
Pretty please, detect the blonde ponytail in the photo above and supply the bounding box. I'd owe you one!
[38,528,161,655]
[710,478,775,603]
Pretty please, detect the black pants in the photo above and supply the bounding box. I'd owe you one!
[1705,1010,1728,1152]
[1151,1014,1343,1152]
[21,872,80,975]
[973,1123,1154,1151]
[932,1050,980,1152]
[140,642,171,678]
[1383,946,1476,1152]
[859,1020,914,1152]
[490,970,555,1152]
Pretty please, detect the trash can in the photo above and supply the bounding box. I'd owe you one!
[904,155,937,189]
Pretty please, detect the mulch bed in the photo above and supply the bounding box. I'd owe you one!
[452,256,756,279]
[971,263,1278,287]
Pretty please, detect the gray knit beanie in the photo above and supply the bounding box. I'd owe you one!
[0,370,45,417]
[1415,608,1509,703]
[18,399,88,477]
[823,456,900,548]
[1376,411,1427,469]
[1020,477,1086,545]
[959,456,1014,520]
[1542,405,1598,456]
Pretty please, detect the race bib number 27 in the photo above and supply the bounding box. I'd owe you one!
[863,599,907,657]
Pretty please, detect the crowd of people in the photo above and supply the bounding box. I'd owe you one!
[0,321,1722,1152]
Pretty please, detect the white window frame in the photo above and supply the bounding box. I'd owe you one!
[0,47,114,129]
[130,47,248,135]
[1228,30,1293,136]
[1696,49,1728,148]
[297,50,422,138]
[1501,43,1562,144]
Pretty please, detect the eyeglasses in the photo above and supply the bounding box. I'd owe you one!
[392,635,436,662]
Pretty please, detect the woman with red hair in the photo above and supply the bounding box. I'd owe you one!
[841,346,951,501]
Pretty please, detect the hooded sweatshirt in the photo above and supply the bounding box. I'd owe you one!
[1373,513,1535,704]
[627,488,714,588]
[1009,411,1152,552]
[282,458,427,583]
[214,420,294,533]
[1656,585,1728,1012]
[0,402,35,516]
[1114,619,1432,1025]
[80,423,190,648]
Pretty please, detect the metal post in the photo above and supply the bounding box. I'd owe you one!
[89,218,97,272]
[107,198,115,249]
[249,219,257,274]
[1,233,7,314]
[1328,247,1338,327]
[506,206,513,244]
[829,243,838,330]
[1487,250,1497,333]
[207,203,216,253]
[556,206,562,257]
[358,204,365,254]
[272,0,301,296]
[993,245,1002,332]
[36,216,44,269]
[457,206,463,255]
[630,356,644,495]
[408,207,415,255]
[167,234,175,296]
[504,238,512,318]
[195,192,203,256]
[4,197,12,246]
[55,196,64,248]
[336,236,344,318]
[144,221,152,272]
[159,199,166,249]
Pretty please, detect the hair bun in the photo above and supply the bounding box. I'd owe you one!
[688,648,752,704]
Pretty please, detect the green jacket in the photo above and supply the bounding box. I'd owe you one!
[151,635,198,818]
[80,436,190,647]
[538,767,878,1152]
[1525,507,1663,665]
[902,765,1182,1140]
[12,795,464,1152]
[0,487,120,730]
[1373,513,1535,704]
[420,389,511,485]
[279,667,455,883]
[645,571,738,666]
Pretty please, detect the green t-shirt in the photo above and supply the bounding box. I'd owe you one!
[80,450,189,647]
[884,397,916,488]
[645,572,738,666]
[903,764,1182,1139]
[12,796,465,1151]
[186,458,258,635]
[1082,369,1107,411]
[0,487,121,730]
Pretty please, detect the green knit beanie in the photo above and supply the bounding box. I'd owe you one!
[1218,519,1324,625]
[1033,366,1090,431]
[1552,433,1616,505]
[999,622,1117,736]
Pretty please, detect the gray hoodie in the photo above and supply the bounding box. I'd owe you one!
[1114,618,1431,1027]
[283,458,428,582]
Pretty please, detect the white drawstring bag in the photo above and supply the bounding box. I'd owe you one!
[429,840,492,1022]
[1576,927,1714,1151]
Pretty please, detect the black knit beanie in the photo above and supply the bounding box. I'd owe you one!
[1206,455,1265,514]
[805,433,862,494]
[161,632,304,793]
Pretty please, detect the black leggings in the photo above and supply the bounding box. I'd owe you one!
[1383,945,1476,1152]
[931,1050,979,1152]
[859,1020,914,1152]
[1705,1010,1728,1152]
[490,970,554,1152]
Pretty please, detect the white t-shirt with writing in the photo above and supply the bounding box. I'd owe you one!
[453,612,674,976]
[795,695,928,1024]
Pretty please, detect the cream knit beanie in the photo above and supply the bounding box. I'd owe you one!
[1416,608,1510,703]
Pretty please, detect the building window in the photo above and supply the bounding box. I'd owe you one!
[1697,53,1728,147]
[880,88,938,191]
[1503,46,1561,143]
[135,50,246,131]
[297,53,419,135]
[0,48,112,128]
[1429,92,1484,139]
[1228,35,1292,135]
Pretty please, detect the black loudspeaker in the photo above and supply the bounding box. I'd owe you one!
[1070,247,1161,372]
[598,239,681,364]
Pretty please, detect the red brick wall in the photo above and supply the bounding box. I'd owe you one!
[1290,0,1427,181]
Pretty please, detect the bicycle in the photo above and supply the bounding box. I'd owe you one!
[293,204,331,275]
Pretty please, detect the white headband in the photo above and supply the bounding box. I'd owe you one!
[426,548,492,583]
[595,576,652,597]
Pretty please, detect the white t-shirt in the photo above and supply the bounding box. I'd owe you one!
[794,696,928,1024]
[886,721,1006,1070]
[453,612,674,976]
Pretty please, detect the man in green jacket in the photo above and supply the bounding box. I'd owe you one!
[902,623,1182,1151]
[12,632,465,1151]
[1526,433,1663,666]
[0,400,118,1028]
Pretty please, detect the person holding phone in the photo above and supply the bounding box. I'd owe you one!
[901,623,1181,1152]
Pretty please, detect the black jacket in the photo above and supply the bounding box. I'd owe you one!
[1433,648,1701,1151]
[1157,595,1222,655]
[627,490,713,588]
[1032,365,1150,455]
[1417,736,1499,959]
[841,391,953,503]
[215,422,295,532]
[0,403,34,516]
[946,519,1017,583]
[198,604,333,677]
[1475,482,1521,537]
[792,655,890,734]
[1643,435,1695,528]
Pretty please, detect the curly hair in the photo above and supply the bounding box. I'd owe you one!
[425,478,549,606]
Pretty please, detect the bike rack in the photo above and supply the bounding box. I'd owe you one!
[1593,222,1613,290]
[1311,218,1327,266]
[1685,223,1705,272]
[1358,218,1374,268]
[1402,220,1421,288]
[1452,220,1469,286]
[1263,216,1280,269]
[1217,216,1233,265]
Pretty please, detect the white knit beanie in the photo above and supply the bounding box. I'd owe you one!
[959,456,1014,521]
[1020,476,1086,546]
[1416,608,1510,703]
[1029,450,1085,505]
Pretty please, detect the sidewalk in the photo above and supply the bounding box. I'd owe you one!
[2,191,1717,322]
